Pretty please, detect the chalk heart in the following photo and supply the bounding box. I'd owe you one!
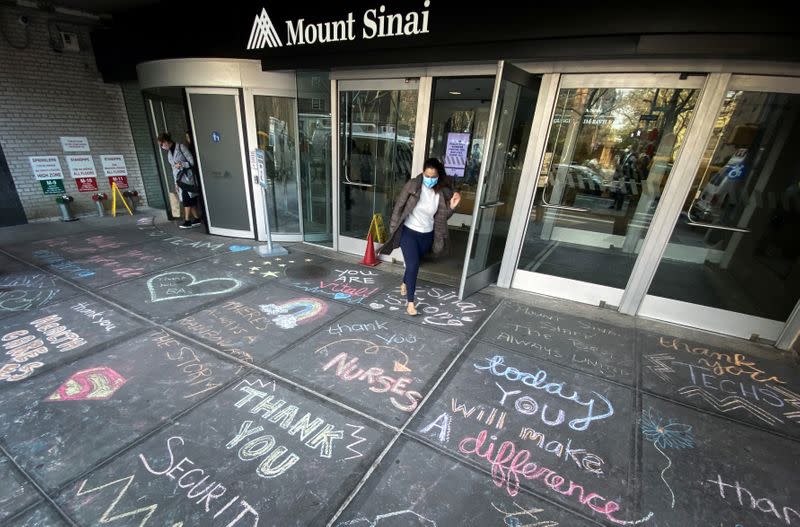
[228,245,253,253]
[147,272,242,302]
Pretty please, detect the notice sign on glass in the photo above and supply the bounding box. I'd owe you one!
[101,155,129,189]
[29,156,64,180]
[60,136,90,152]
[444,132,470,178]
[40,179,65,195]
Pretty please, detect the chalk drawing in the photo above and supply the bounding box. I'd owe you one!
[259,298,328,329]
[644,354,677,383]
[229,245,253,253]
[147,272,242,302]
[678,386,783,426]
[491,502,559,527]
[640,408,694,508]
[45,366,127,401]
[337,510,437,526]
[343,424,367,460]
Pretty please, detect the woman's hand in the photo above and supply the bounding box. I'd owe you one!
[450,192,462,210]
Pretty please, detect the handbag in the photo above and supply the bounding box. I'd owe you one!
[176,168,199,193]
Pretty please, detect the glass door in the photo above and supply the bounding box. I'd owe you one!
[459,62,541,298]
[337,79,420,256]
[640,76,800,341]
[514,74,705,306]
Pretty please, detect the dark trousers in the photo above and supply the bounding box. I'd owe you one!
[400,225,434,302]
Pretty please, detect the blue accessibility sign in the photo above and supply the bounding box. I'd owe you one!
[211,131,221,143]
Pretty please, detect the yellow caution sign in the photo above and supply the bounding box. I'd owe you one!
[369,213,388,243]
[111,182,133,217]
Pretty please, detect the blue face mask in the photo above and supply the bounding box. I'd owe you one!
[422,176,438,188]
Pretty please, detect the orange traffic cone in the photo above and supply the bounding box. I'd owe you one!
[360,231,380,267]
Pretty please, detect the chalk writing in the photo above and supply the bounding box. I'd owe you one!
[517,428,605,476]
[334,269,379,285]
[678,386,783,426]
[161,236,224,251]
[450,397,508,430]
[291,282,374,305]
[476,356,615,432]
[1,313,87,382]
[31,250,96,278]
[71,302,119,332]
[132,436,258,525]
[0,273,58,289]
[147,272,242,303]
[459,430,653,525]
[322,352,421,412]
[706,474,798,526]
[226,420,301,478]
[376,286,486,327]
[45,366,127,401]
[658,337,786,384]
[419,413,453,444]
[152,332,225,398]
[233,378,344,460]
[176,317,254,365]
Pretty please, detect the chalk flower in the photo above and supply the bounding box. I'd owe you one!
[640,408,695,508]
[640,409,695,450]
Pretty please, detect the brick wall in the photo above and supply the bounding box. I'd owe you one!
[0,6,149,220]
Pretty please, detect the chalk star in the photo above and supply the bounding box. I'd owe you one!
[275,258,282,261]
[250,267,261,271]
[305,258,312,262]
[262,271,278,278]
[263,261,273,265]
[289,260,295,263]
[279,264,286,268]
[235,263,243,267]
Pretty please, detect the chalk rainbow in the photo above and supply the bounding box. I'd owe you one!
[259,297,328,329]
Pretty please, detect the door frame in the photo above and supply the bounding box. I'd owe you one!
[245,87,304,242]
[457,61,542,298]
[186,87,256,238]
[334,77,428,261]
[506,72,708,307]
[633,74,800,345]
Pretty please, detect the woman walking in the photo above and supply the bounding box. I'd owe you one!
[379,158,461,316]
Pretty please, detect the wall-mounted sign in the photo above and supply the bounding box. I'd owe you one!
[40,179,65,195]
[76,178,99,192]
[60,136,90,152]
[444,132,470,178]
[66,155,97,179]
[108,176,129,189]
[29,156,64,180]
[100,155,128,177]
[211,131,221,143]
[246,0,431,50]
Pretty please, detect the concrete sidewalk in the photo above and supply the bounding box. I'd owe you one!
[0,215,797,527]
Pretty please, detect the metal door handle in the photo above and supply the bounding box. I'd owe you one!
[686,222,751,233]
[479,201,505,209]
[540,203,589,212]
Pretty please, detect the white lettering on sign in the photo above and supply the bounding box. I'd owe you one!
[66,155,98,179]
[100,155,128,177]
[247,0,431,50]
[29,156,64,180]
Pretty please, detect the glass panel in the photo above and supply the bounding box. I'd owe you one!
[339,89,417,239]
[467,76,538,278]
[424,76,494,275]
[648,90,800,321]
[298,71,333,246]
[255,95,299,234]
[189,93,250,233]
[519,86,699,289]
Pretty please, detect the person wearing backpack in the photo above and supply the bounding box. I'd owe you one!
[158,132,202,229]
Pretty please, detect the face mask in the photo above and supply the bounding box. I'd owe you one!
[423,176,438,188]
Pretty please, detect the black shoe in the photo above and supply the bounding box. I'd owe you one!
[191,218,203,227]
[179,221,192,229]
